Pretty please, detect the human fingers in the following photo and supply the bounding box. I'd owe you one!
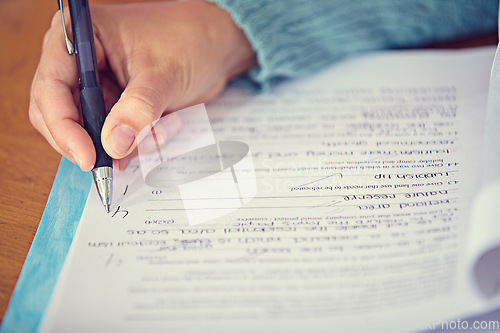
[101,69,180,159]
[29,91,65,157]
[93,0,256,160]
[29,12,97,171]
[113,112,183,171]
[29,9,124,171]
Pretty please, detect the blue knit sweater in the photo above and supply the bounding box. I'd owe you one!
[208,0,498,90]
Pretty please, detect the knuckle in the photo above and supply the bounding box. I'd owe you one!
[41,30,51,50]
[31,74,46,105]
[28,106,39,128]
[28,105,44,135]
[31,85,43,107]
[45,10,66,51]
[125,86,164,121]
[50,10,62,29]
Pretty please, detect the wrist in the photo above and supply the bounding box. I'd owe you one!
[193,0,257,81]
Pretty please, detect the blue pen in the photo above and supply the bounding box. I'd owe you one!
[58,0,113,212]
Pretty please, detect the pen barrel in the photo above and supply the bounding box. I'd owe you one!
[68,0,99,89]
[80,87,112,169]
[68,0,112,170]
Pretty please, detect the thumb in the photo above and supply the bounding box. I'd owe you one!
[101,73,174,159]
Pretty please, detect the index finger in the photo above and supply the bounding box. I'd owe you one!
[30,11,97,171]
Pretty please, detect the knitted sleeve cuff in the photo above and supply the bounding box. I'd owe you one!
[208,0,498,91]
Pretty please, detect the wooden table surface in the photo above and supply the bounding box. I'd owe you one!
[0,0,61,323]
[0,0,159,324]
[0,0,497,325]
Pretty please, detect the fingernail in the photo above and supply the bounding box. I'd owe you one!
[157,114,182,143]
[109,124,135,156]
[69,150,83,169]
[149,115,181,147]
[113,158,129,171]
[166,114,182,135]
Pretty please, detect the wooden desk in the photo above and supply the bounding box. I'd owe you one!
[0,0,159,323]
[0,0,61,323]
[0,0,497,325]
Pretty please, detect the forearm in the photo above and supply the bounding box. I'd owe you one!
[209,0,499,90]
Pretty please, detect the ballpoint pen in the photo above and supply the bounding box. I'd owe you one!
[58,0,113,212]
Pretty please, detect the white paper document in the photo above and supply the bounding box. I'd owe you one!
[39,47,500,333]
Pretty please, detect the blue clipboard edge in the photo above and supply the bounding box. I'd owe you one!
[0,158,92,333]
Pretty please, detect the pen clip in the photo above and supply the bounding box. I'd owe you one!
[57,0,74,54]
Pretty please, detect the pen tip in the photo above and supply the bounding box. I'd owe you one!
[92,167,113,214]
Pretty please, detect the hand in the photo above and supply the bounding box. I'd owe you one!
[29,0,257,171]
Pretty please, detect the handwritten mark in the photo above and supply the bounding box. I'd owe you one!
[105,254,123,267]
[112,206,129,219]
[312,199,344,208]
[123,185,129,196]
[227,252,264,263]
[297,173,343,187]
[327,208,345,215]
